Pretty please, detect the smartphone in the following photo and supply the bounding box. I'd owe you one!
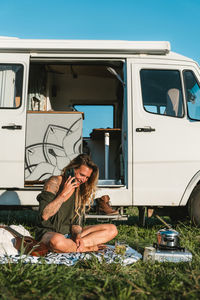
[65,168,75,182]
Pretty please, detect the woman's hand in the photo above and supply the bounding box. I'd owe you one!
[60,176,78,200]
[71,225,83,250]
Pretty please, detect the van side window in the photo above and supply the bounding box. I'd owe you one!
[183,70,200,121]
[0,64,23,109]
[140,69,184,117]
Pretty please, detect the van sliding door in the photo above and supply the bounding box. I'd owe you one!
[0,54,29,188]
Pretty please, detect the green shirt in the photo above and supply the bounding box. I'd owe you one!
[35,190,80,241]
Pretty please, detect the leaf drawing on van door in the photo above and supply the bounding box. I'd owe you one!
[25,118,82,181]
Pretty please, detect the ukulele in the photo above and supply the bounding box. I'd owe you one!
[0,225,49,257]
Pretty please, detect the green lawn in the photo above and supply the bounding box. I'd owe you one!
[0,209,200,300]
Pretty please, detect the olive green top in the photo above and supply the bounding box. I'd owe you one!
[35,190,80,241]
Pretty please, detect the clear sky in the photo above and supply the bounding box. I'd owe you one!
[0,0,200,64]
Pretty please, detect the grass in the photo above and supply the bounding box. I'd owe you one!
[0,209,200,299]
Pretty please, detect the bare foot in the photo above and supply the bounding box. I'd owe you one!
[76,243,99,252]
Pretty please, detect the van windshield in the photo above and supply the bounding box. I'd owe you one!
[183,70,200,121]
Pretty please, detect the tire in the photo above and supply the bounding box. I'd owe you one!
[169,206,188,222]
[188,185,200,227]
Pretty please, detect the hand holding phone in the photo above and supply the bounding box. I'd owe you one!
[61,169,77,200]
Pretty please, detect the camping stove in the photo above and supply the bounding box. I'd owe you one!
[152,243,192,263]
[143,227,193,263]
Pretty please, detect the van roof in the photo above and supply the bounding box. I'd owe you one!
[0,37,170,55]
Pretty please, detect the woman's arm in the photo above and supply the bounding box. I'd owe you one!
[42,175,78,221]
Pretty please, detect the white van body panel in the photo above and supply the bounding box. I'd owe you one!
[0,186,132,206]
[0,53,29,188]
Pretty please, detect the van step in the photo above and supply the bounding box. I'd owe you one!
[85,214,128,221]
[97,180,124,188]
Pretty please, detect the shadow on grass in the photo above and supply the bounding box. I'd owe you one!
[0,207,190,229]
[0,208,38,227]
[0,207,192,249]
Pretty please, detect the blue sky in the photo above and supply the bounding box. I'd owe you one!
[0,0,200,64]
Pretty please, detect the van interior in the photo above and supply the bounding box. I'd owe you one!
[25,60,126,186]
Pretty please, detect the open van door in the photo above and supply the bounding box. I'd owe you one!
[0,54,29,188]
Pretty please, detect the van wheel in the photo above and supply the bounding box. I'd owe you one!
[169,206,188,222]
[188,185,200,227]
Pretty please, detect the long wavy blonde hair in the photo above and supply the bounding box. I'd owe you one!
[62,154,99,218]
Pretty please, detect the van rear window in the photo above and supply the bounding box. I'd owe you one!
[0,64,23,109]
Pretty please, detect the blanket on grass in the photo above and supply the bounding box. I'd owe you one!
[0,225,142,266]
[0,246,141,266]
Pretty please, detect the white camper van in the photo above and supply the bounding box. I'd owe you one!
[0,37,200,225]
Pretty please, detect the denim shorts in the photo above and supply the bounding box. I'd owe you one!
[64,233,72,239]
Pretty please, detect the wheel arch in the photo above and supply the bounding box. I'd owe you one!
[179,170,200,206]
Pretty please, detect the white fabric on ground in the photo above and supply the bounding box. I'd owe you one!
[0,225,31,255]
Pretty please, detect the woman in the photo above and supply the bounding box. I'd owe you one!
[35,154,118,252]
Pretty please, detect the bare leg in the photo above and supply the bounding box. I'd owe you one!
[40,224,118,253]
[41,232,77,253]
[77,224,118,252]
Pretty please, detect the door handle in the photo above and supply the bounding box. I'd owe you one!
[2,125,22,130]
[136,127,155,132]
